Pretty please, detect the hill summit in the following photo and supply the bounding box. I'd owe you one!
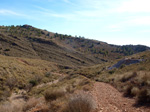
[0,25,149,68]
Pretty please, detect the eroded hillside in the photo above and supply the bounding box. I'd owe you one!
[0,25,150,112]
[0,25,149,68]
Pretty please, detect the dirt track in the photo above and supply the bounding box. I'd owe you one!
[7,78,150,112]
[90,82,150,112]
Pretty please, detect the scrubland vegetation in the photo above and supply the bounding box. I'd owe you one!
[0,54,94,111]
[0,25,150,111]
[70,51,150,105]
[0,65,95,112]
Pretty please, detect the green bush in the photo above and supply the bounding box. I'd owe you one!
[29,80,37,86]
[108,70,115,74]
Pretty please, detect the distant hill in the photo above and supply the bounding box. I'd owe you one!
[0,25,149,68]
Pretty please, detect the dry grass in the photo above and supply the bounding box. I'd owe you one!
[123,85,133,97]
[22,97,50,112]
[31,75,92,97]
[112,71,150,104]
[131,87,140,97]
[0,102,22,112]
[71,51,150,105]
[22,97,41,112]
[44,89,66,103]
[62,93,96,112]
[120,72,137,82]
[0,54,58,101]
[29,104,49,112]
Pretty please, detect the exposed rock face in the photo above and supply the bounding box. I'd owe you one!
[108,58,143,70]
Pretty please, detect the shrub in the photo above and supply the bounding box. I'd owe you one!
[119,64,125,69]
[4,49,10,51]
[22,97,40,112]
[137,88,150,104]
[45,72,52,77]
[141,73,150,86]
[108,70,115,74]
[79,79,90,86]
[120,72,137,82]
[124,85,133,97]
[82,85,91,91]
[44,89,65,102]
[62,93,96,112]
[66,86,74,93]
[29,80,37,86]
[5,77,17,91]
[25,83,33,93]
[131,87,139,97]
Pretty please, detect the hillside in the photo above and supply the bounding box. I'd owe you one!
[0,25,149,68]
[0,25,150,112]
[0,51,150,112]
[0,54,60,101]
[69,51,150,105]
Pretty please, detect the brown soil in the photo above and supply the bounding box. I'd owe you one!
[7,76,150,112]
[90,82,150,112]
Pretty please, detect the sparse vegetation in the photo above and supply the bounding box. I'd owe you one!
[44,89,65,102]
[69,51,150,105]
[62,93,96,112]
[137,88,150,104]
[0,25,150,111]
[0,103,22,112]
[0,55,58,101]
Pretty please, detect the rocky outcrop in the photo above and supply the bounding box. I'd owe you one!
[108,58,143,70]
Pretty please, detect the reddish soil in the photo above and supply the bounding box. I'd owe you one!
[90,82,150,112]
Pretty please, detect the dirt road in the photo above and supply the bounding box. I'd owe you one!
[90,82,150,112]
[5,75,150,112]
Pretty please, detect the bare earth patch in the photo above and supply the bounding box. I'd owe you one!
[9,90,27,107]
[90,82,150,112]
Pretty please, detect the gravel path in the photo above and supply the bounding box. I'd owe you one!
[90,82,150,112]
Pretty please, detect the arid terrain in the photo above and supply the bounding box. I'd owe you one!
[0,25,150,112]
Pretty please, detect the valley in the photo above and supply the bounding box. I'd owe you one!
[0,25,150,112]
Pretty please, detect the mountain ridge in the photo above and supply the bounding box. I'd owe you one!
[0,25,149,68]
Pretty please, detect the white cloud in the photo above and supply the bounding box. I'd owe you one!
[0,9,20,16]
[114,0,150,13]
[75,10,105,17]
[50,13,75,19]
[33,5,53,12]
[105,15,150,32]
[0,9,40,21]
[0,9,30,18]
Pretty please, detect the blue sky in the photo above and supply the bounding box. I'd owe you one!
[0,0,150,46]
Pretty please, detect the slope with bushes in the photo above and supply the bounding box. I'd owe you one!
[0,54,60,101]
[0,25,149,68]
[71,51,150,105]
[0,24,150,111]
